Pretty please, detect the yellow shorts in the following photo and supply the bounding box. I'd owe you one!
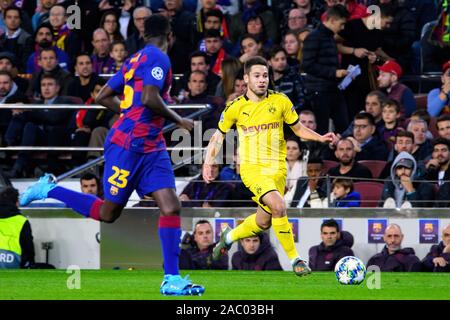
[240,164,287,213]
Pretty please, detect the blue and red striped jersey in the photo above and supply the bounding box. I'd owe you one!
[105,44,172,153]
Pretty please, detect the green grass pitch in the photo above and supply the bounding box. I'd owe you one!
[0,270,449,300]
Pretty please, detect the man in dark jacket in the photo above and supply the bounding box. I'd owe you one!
[422,223,450,272]
[232,232,282,271]
[308,219,354,271]
[5,74,73,177]
[367,223,422,272]
[302,5,350,134]
[290,158,327,208]
[352,112,389,161]
[179,220,228,270]
[0,186,35,268]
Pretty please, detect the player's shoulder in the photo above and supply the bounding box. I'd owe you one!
[267,89,290,101]
[224,95,246,112]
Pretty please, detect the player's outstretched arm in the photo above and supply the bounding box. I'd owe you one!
[95,84,121,114]
[203,130,225,183]
[290,121,338,145]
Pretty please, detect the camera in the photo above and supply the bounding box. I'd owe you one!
[108,0,125,7]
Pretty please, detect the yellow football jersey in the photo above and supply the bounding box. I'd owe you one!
[218,90,299,172]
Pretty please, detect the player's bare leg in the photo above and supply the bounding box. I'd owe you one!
[152,188,205,296]
[261,191,311,276]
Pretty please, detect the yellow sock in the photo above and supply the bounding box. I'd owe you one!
[272,215,299,261]
[228,213,263,242]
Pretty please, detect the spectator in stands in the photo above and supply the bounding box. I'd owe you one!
[48,4,82,60]
[70,77,112,166]
[32,0,57,31]
[80,172,102,198]
[302,5,350,134]
[0,51,28,92]
[376,60,416,118]
[204,29,228,76]
[336,3,394,119]
[239,33,264,64]
[6,74,74,177]
[98,0,138,40]
[289,158,327,208]
[285,137,307,200]
[380,130,426,179]
[282,30,301,68]
[125,6,151,55]
[407,118,433,162]
[26,23,70,74]
[67,53,101,103]
[180,219,228,270]
[28,47,72,99]
[214,57,242,101]
[297,110,331,160]
[196,8,233,55]
[373,0,416,73]
[323,0,367,21]
[268,45,305,109]
[410,109,434,141]
[232,233,282,271]
[378,99,404,149]
[341,90,387,138]
[380,151,434,208]
[160,0,197,73]
[308,219,354,271]
[352,112,389,161]
[422,223,450,272]
[99,10,124,43]
[425,138,450,187]
[172,51,221,99]
[367,223,422,272]
[0,70,28,144]
[0,186,35,268]
[288,0,323,28]
[104,40,127,74]
[90,28,114,75]
[227,0,278,45]
[286,8,308,34]
[225,69,247,103]
[427,61,450,117]
[179,162,232,207]
[0,7,33,73]
[330,178,361,207]
[436,114,450,141]
[328,137,373,180]
[244,15,273,54]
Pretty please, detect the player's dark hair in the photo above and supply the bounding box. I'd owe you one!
[75,52,92,65]
[144,14,170,39]
[354,112,375,126]
[3,6,21,19]
[0,186,19,205]
[204,28,222,39]
[244,56,268,74]
[325,4,350,21]
[321,219,340,233]
[205,8,223,22]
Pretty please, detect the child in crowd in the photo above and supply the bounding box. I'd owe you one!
[378,99,404,149]
[331,178,361,208]
[105,40,128,74]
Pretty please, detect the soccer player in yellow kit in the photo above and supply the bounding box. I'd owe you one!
[203,56,338,276]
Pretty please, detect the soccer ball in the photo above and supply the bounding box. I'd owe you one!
[334,256,366,285]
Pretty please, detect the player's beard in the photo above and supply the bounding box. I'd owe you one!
[340,158,353,166]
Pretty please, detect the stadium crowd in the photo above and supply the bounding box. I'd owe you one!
[0,0,449,209]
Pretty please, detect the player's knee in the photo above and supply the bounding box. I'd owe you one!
[269,202,286,217]
[258,220,271,230]
[159,202,181,216]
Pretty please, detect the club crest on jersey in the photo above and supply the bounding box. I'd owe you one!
[110,186,118,196]
[151,67,164,80]
[268,105,276,114]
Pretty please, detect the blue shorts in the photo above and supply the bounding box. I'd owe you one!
[103,143,176,204]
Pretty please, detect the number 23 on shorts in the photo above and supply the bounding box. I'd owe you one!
[108,166,130,188]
